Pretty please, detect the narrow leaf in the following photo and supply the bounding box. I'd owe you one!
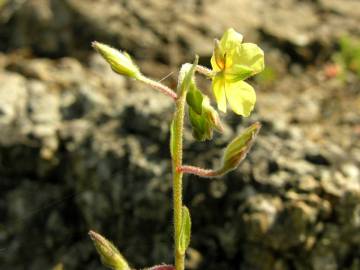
[179,56,199,95]
[178,206,191,255]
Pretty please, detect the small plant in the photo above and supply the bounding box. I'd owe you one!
[328,35,360,80]
[89,28,264,270]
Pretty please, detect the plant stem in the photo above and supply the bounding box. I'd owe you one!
[172,88,187,270]
[195,65,215,77]
[138,75,178,100]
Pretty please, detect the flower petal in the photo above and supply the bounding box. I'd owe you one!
[231,43,264,76]
[225,81,256,117]
[211,55,222,72]
[220,28,243,52]
[212,74,227,113]
[211,39,225,71]
[225,64,253,82]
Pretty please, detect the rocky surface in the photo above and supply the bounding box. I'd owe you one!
[1,0,360,68]
[0,1,360,270]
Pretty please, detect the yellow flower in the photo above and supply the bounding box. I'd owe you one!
[211,28,264,116]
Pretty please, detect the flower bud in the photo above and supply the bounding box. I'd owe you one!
[92,41,141,79]
[202,96,223,132]
[221,122,261,173]
[89,230,130,270]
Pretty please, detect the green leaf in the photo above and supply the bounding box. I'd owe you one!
[186,83,203,115]
[219,122,261,174]
[179,56,199,95]
[178,206,191,255]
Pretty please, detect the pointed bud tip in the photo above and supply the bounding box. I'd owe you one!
[88,230,104,244]
[253,121,261,129]
[88,230,96,239]
[91,41,100,50]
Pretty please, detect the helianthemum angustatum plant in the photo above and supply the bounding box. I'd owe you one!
[89,28,264,270]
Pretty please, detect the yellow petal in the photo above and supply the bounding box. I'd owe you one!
[225,81,256,117]
[212,74,227,113]
[231,43,264,76]
[219,28,243,52]
[211,39,225,72]
[211,55,222,72]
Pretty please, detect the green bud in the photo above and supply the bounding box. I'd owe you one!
[186,83,203,115]
[189,106,212,141]
[89,230,130,270]
[220,122,261,174]
[188,91,223,141]
[92,41,141,79]
[179,122,260,178]
[202,96,223,132]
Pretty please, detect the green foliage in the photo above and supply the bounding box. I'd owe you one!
[333,36,360,79]
[177,206,191,255]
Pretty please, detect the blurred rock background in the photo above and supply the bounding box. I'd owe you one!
[0,0,360,269]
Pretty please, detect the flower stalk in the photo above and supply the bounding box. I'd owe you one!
[138,75,178,100]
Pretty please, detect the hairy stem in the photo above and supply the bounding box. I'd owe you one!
[172,91,186,270]
[195,65,215,77]
[138,75,178,100]
[177,165,218,178]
